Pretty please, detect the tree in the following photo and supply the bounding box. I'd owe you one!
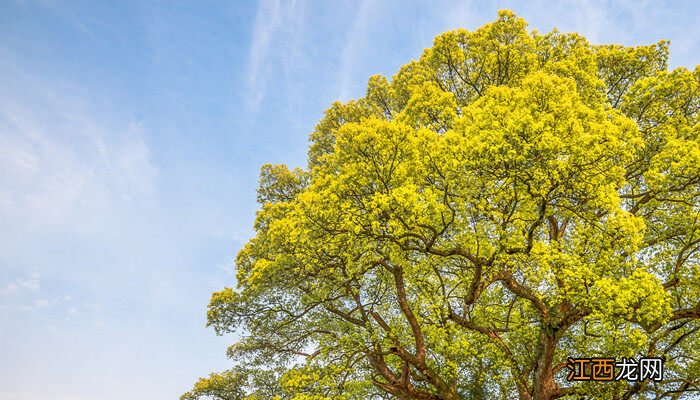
[183,10,700,400]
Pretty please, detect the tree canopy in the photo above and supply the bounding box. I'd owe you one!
[183,10,700,400]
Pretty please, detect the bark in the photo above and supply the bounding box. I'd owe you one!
[531,329,559,400]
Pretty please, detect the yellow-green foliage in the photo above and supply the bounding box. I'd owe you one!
[185,10,700,400]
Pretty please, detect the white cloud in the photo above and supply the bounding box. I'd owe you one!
[337,0,374,101]
[442,0,482,32]
[0,270,41,294]
[0,270,78,317]
[0,283,18,295]
[0,58,158,262]
[17,278,40,292]
[248,0,284,94]
[247,0,305,110]
[33,299,50,308]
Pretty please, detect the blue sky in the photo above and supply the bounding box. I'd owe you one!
[0,1,697,399]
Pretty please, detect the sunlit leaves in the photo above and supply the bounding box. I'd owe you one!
[185,9,700,400]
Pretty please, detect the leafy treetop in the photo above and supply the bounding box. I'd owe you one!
[184,10,700,400]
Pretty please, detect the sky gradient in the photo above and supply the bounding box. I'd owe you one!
[1,1,698,399]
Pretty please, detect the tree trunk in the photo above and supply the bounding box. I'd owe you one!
[531,329,559,400]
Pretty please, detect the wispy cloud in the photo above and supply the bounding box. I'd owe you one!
[509,0,691,56]
[248,0,285,100]
[247,0,305,111]
[0,57,158,262]
[337,0,374,101]
[0,51,159,341]
[1,269,55,325]
[442,0,482,32]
